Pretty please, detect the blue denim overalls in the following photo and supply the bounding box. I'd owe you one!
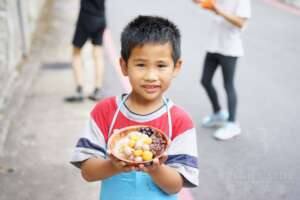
[99,94,178,200]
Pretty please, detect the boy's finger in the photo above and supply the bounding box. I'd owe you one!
[159,153,168,163]
[118,161,126,167]
[153,158,159,164]
[151,158,160,169]
[109,153,125,168]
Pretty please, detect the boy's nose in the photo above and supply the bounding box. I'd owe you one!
[144,69,158,81]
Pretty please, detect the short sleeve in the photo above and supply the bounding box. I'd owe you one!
[235,0,251,19]
[70,117,107,168]
[166,128,199,187]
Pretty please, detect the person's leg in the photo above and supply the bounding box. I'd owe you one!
[219,55,238,122]
[64,46,85,102]
[87,45,104,101]
[92,45,104,90]
[65,15,87,102]
[201,53,229,128]
[201,52,221,113]
[72,46,84,89]
[214,55,240,140]
[88,24,106,101]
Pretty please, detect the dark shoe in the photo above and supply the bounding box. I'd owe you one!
[88,89,102,101]
[64,92,84,103]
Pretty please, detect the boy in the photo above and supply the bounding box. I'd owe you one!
[71,16,199,199]
[193,0,251,140]
[65,0,106,102]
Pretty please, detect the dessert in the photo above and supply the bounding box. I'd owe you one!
[109,126,169,164]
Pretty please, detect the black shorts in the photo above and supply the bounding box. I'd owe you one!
[72,11,106,48]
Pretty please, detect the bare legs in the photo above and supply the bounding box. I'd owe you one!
[65,45,104,102]
[72,46,84,89]
[87,45,104,101]
[93,45,104,89]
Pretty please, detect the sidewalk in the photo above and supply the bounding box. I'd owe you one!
[0,0,123,199]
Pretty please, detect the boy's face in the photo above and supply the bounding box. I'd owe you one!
[120,42,182,103]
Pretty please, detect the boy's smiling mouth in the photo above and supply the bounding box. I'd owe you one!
[142,84,160,93]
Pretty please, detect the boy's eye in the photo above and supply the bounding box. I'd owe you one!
[158,64,167,68]
[136,63,145,67]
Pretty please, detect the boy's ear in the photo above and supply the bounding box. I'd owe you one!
[172,59,182,78]
[119,57,128,76]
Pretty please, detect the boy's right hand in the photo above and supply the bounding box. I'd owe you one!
[108,150,136,173]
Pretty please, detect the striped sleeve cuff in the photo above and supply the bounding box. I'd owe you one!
[166,154,199,187]
[70,138,106,168]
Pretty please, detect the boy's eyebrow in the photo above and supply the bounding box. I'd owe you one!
[156,60,168,63]
[132,58,147,62]
[132,58,170,63]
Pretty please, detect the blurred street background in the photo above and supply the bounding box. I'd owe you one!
[0,0,300,199]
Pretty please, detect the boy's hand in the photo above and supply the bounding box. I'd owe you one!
[108,150,135,173]
[136,153,168,173]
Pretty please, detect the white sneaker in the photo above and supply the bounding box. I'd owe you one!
[202,110,229,128]
[214,122,241,140]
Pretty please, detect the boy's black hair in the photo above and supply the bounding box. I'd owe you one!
[121,15,181,63]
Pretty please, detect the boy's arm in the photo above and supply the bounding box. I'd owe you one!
[80,152,136,182]
[148,164,183,194]
[80,158,119,181]
[137,154,183,194]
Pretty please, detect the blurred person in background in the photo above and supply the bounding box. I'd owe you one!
[65,0,106,102]
[193,0,251,140]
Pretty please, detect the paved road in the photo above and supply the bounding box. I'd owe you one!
[0,0,299,199]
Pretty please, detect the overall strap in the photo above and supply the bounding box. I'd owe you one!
[163,97,172,139]
[108,94,130,139]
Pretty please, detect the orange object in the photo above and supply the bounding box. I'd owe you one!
[201,0,214,10]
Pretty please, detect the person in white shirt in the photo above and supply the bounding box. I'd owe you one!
[193,0,251,140]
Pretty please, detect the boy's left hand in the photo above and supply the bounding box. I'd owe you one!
[136,153,168,173]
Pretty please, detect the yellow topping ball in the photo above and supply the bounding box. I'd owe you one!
[128,140,136,148]
[133,150,143,157]
[142,151,153,161]
[143,137,152,145]
[131,135,139,141]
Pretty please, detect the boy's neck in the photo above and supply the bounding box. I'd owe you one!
[125,93,164,115]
